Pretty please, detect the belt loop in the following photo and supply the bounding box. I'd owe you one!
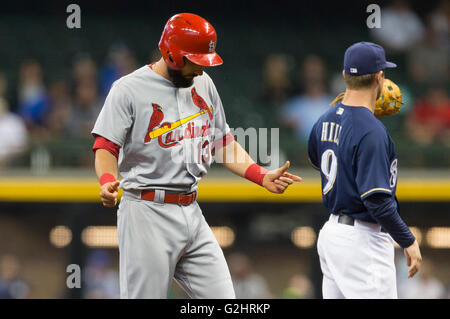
[154,189,165,204]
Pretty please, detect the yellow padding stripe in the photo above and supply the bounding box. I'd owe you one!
[0,178,449,202]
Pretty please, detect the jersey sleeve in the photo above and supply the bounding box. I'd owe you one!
[307,122,320,170]
[91,81,134,147]
[92,135,121,159]
[363,193,415,248]
[355,128,393,199]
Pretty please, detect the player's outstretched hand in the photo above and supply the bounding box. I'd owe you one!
[262,161,302,194]
[404,239,422,278]
[100,180,120,207]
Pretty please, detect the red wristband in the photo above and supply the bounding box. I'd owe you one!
[100,173,116,186]
[244,163,269,187]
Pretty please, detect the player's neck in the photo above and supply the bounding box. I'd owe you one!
[341,89,377,113]
[152,58,171,81]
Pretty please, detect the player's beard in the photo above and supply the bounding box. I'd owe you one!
[167,68,194,88]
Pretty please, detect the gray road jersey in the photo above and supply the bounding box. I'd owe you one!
[92,65,230,192]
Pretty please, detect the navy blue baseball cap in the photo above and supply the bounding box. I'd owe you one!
[344,42,396,76]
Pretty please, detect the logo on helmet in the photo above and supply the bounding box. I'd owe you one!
[208,40,215,53]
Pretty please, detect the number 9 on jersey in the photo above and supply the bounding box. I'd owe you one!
[321,149,337,195]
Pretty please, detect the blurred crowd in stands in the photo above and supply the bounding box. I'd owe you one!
[0,43,142,169]
[0,250,448,299]
[265,0,449,156]
[0,0,448,171]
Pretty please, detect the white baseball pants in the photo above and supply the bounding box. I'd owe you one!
[317,214,397,299]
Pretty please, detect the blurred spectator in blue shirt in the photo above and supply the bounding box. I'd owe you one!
[281,55,332,142]
[370,0,425,53]
[99,43,137,98]
[17,60,50,128]
[0,255,30,299]
[83,250,119,299]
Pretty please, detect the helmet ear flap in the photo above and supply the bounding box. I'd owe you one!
[167,51,174,63]
[162,49,185,70]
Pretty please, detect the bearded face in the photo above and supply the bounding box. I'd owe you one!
[167,58,204,88]
[167,68,194,88]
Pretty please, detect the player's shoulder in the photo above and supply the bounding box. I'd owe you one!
[321,104,338,118]
[194,71,220,99]
[342,104,384,132]
[313,104,338,127]
[201,70,212,80]
[350,107,390,143]
[196,71,215,87]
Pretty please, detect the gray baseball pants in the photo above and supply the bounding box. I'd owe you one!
[117,190,236,299]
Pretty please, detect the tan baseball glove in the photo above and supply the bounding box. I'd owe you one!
[329,78,403,118]
[374,78,403,117]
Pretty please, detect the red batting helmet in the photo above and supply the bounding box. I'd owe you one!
[158,13,223,70]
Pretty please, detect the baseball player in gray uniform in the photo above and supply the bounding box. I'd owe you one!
[91,13,302,299]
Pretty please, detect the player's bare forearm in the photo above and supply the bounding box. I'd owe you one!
[218,140,302,193]
[95,149,119,179]
[219,140,255,177]
[95,149,120,207]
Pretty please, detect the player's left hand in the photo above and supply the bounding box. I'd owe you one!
[404,239,422,278]
[262,161,302,194]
